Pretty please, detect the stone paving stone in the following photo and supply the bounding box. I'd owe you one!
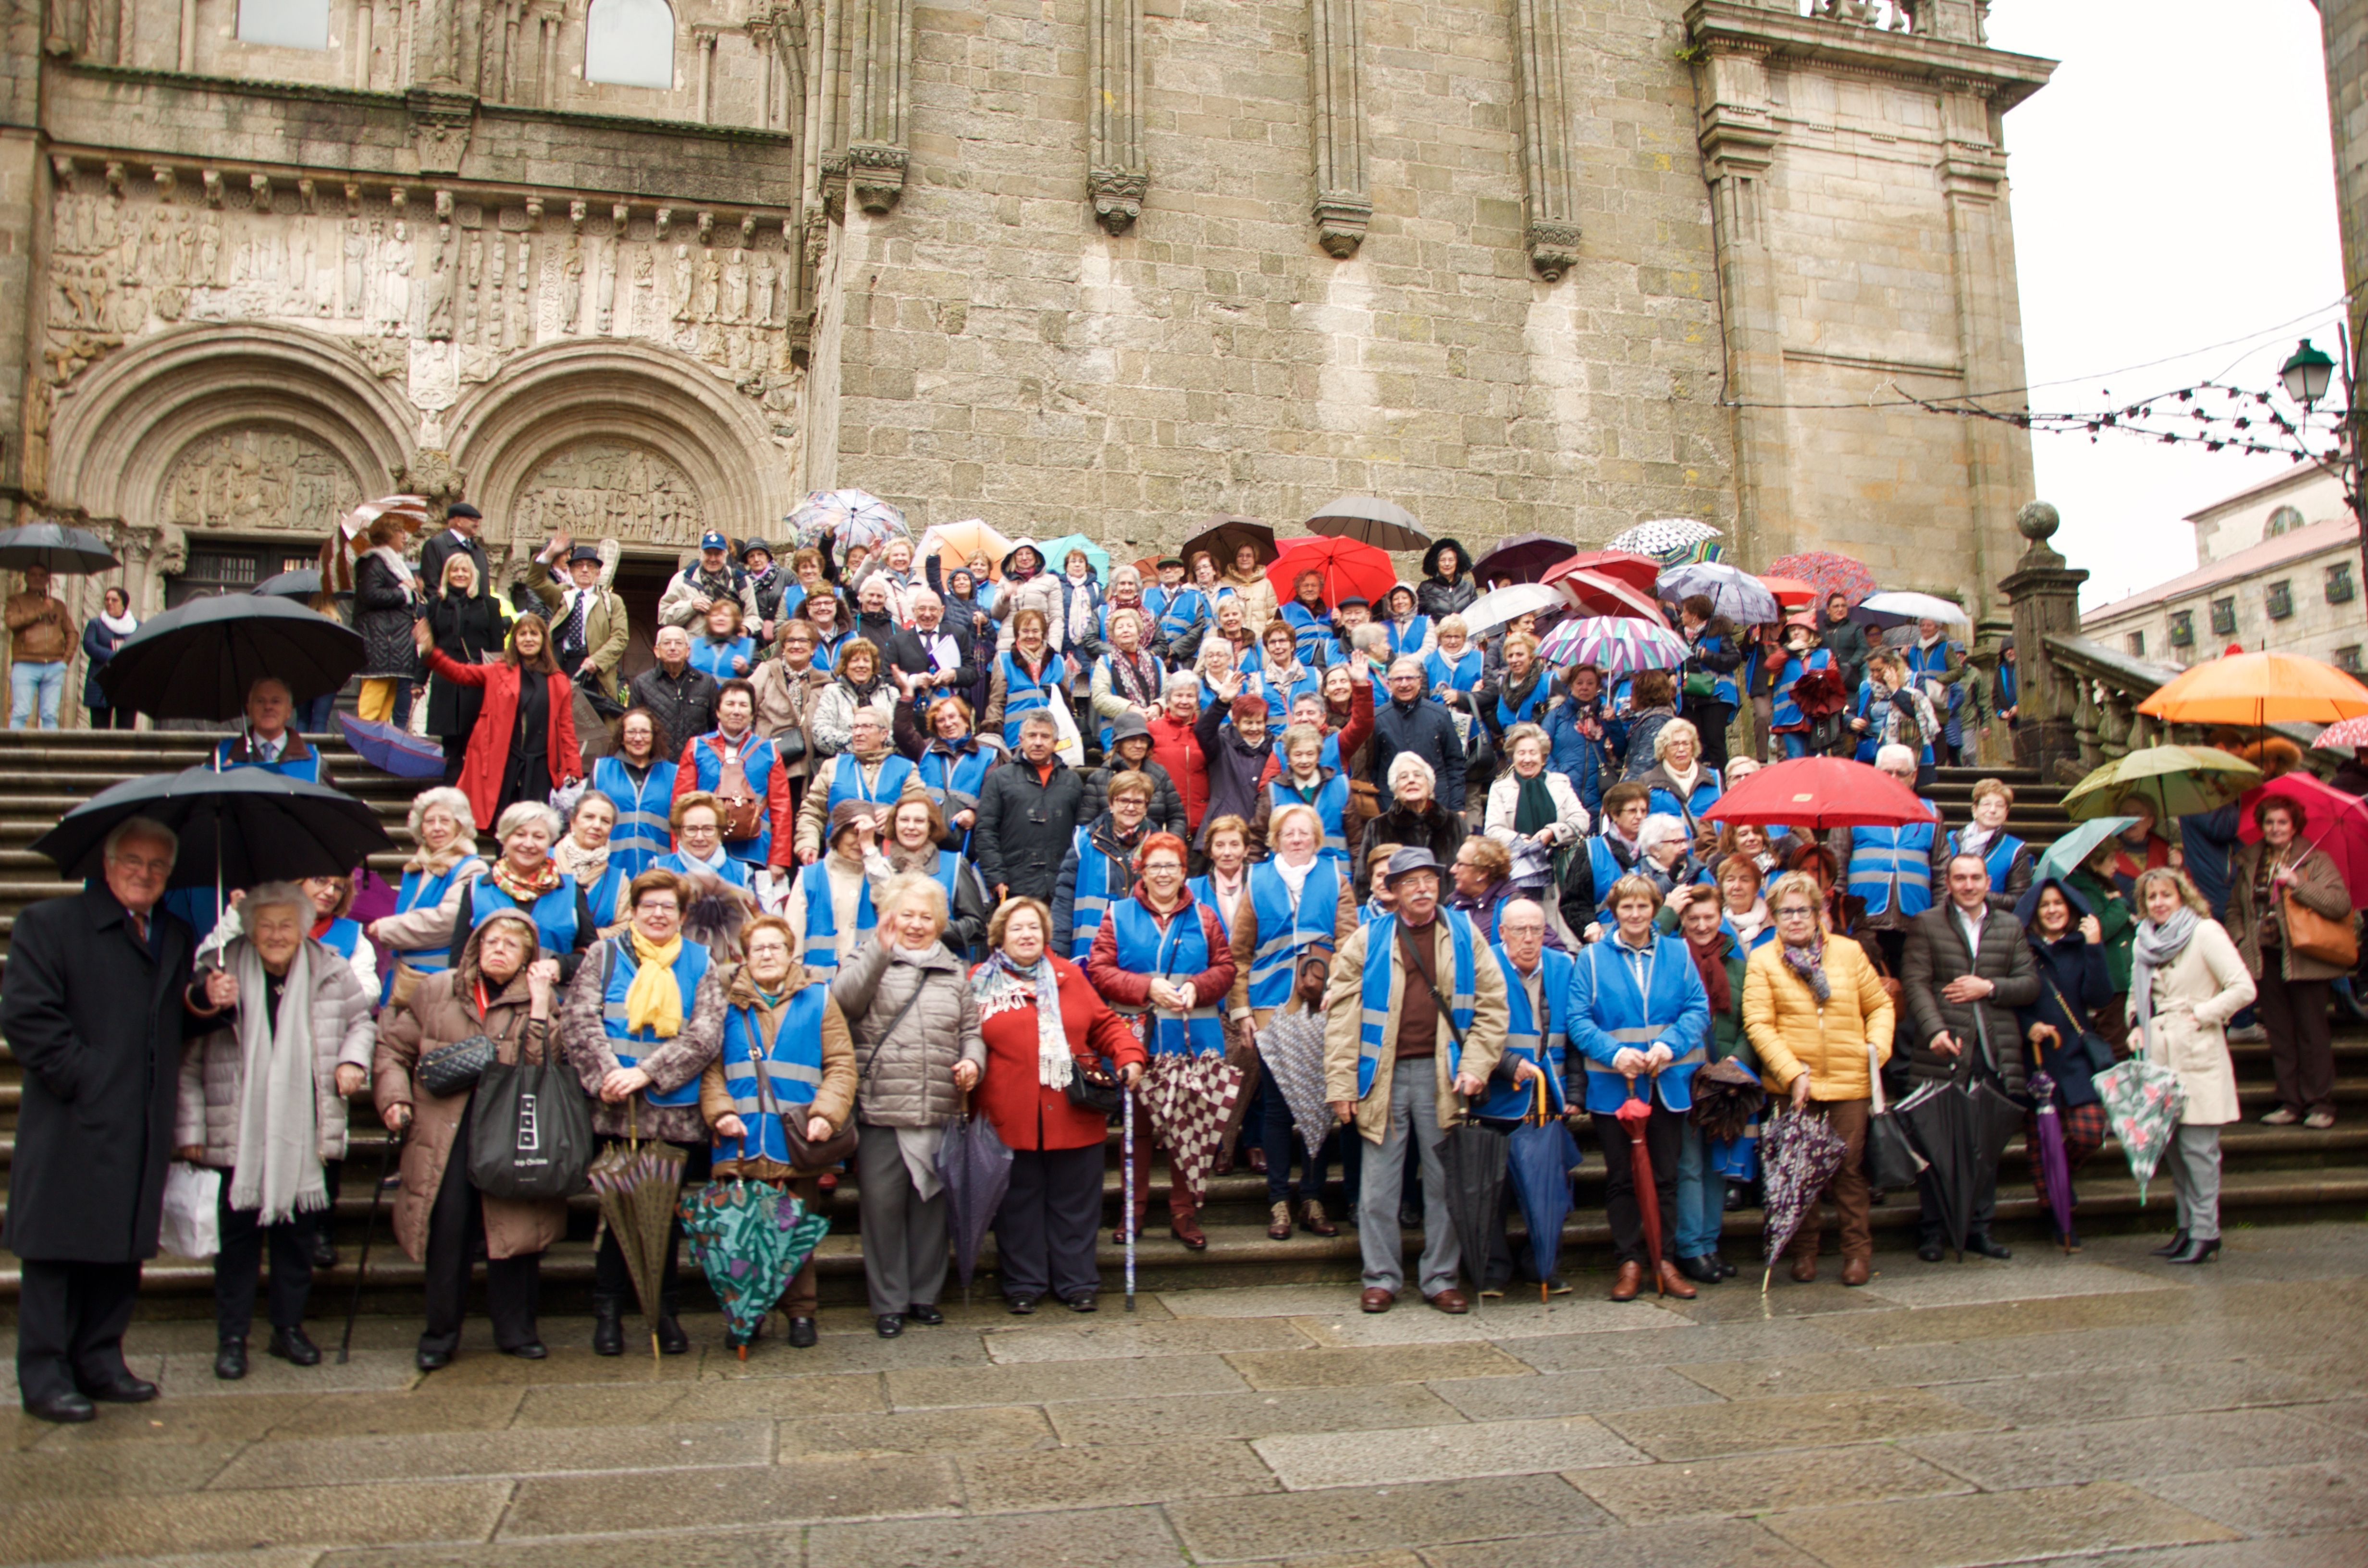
[0,1440,243,1499]
[1156,1286,1356,1318]
[778,1402,1055,1457]
[979,1316,1315,1363]
[2298,1397,2368,1435]
[1941,1360,2323,1428]
[0,1479,512,1564]
[2001,1530,2368,1568]
[1566,1445,1973,1524]
[417,1345,713,1387]
[320,1533,794,1568]
[1669,1341,2013,1398]
[2254,1350,2368,1396]
[13,1396,292,1448]
[499,1453,961,1536]
[886,1353,1250,1409]
[703,1330,995,1375]
[1603,1386,1999,1461]
[1653,1279,1887,1323]
[1224,1341,1532,1390]
[1822,1286,2212,1347]
[151,1348,419,1397]
[1046,1384,1466,1445]
[807,1505,1189,1568]
[209,1419,774,1488]
[510,1372,887,1427]
[44,1552,324,1568]
[1163,1474,1605,1562]
[1253,1414,1647,1489]
[960,1437,1280,1512]
[1290,1298,1683,1347]
[260,1386,526,1438]
[1427,1366,1724,1421]
[1761,1480,2241,1568]
[1425,1517,1822,1568]
[1505,1317,1858,1374]
[1858,1260,2179,1309]
[1906,1407,2356,1490]
[2142,1460,2368,1537]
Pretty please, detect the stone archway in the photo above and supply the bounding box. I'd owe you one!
[444,340,789,573]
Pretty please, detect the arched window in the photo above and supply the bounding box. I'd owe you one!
[237,0,330,49]
[585,0,676,88]
[2267,505,2306,538]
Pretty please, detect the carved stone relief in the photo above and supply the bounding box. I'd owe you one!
[511,440,708,545]
[160,428,363,534]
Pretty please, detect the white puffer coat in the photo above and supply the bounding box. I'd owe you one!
[175,937,378,1168]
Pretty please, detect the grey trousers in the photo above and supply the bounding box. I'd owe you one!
[1357,1068,1460,1298]
[2167,1124,2222,1242]
[857,1123,951,1317]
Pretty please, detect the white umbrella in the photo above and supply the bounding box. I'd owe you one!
[1854,590,1971,630]
[1460,581,1563,639]
[1606,518,1722,560]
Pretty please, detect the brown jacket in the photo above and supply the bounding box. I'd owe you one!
[371,924,570,1263]
[1321,911,1509,1140]
[559,932,729,1144]
[2229,838,2355,983]
[6,590,73,662]
[749,657,827,781]
[698,959,858,1181]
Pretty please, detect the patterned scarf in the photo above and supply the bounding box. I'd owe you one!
[2130,906,2200,1059]
[1781,932,1831,1003]
[554,833,611,893]
[973,948,1070,1089]
[488,853,563,904]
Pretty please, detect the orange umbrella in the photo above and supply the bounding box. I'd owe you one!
[2137,651,2368,727]
[1759,576,1818,609]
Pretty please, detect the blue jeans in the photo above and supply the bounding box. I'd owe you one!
[1780,731,1811,760]
[9,660,64,729]
[295,692,337,735]
[1673,1121,1726,1260]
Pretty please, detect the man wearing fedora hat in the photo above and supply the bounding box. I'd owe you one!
[526,534,628,686]
[1322,846,1508,1315]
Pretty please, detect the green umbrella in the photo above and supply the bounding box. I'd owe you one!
[2034,815,2140,886]
[1034,534,1112,581]
[679,1179,831,1356]
[2060,746,2261,824]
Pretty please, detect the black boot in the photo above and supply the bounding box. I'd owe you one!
[656,1314,691,1355]
[592,1295,625,1357]
[2149,1230,2191,1257]
[2166,1236,2221,1265]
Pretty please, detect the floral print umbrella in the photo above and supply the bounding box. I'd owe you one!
[1607,518,1723,562]
[678,1179,831,1354]
[785,488,909,553]
[1758,1106,1850,1291]
[2093,1058,2186,1205]
[1767,551,1877,608]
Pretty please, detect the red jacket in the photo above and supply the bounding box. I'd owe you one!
[1085,888,1236,1014]
[1146,712,1208,832]
[671,730,797,866]
[423,648,582,830]
[974,956,1145,1151]
[1258,677,1374,787]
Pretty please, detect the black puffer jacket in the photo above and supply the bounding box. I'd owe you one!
[973,755,1087,901]
[1416,574,1476,623]
[1355,799,1468,897]
[1078,758,1187,839]
[355,553,420,682]
[1901,904,2042,1099]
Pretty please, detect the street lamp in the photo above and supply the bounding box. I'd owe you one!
[2272,334,2368,628]
[2282,339,2336,406]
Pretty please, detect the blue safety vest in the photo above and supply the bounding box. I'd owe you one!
[995,649,1068,746]
[591,755,679,878]
[688,634,755,683]
[1387,615,1433,661]
[315,917,363,958]
[1480,945,1574,1120]
[1773,649,1833,729]
[1425,646,1482,693]
[212,734,323,784]
[1106,899,1226,1058]
[797,858,876,986]
[1061,826,1134,962]
[1849,803,1941,918]
[386,857,483,985]
[1244,857,1342,1011]
[1264,770,1351,861]
[1947,829,2026,895]
[581,862,631,929]
[469,876,582,959]
[1495,677,1552,732]
[822,751,917,816]
[1278,601,1334,667]
[683,731,784,865]
[1567,931,1708,1114]
[1646,767,1723,832]
[598,935,711,1108]
[1157,586,1211,649]
[1356,911,1477,1099]
[713,990,829,1164]
[653,849,753,891]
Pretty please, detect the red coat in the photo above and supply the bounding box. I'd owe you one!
[671,730,797,866]
[1147,712,1208,832]
[1258,676,1374,787]
[974,956,1144,1151]
[423,648,583,830]
[1085,889,1236,1014]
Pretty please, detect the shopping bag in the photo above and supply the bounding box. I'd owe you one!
[1862,1041,1923,1190]
[160,1161,222,1259]
[1049,696,1086,769]
[467,1051,595,1201]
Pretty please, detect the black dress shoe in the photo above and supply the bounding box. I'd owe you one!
[1065,1292,1098,1312]
[309,1231,340,1271]
[81,1376,159,1405]
[656,1315,691,1355]
[906,1302,945,1326]
[788,1317,818,1348]
[875,1314,904,1338]
[2166,1237,2222,1265]
[1715,1253,1739,1279]
[1723,1182,1747,1212]
[415,1346,451,1372]
[22,1391,96,1424]
[214,1339,248,1381]
[268,1326,322,1367]
[1007,1294,1039,1315]
[1676,1254,1723,1285]
[1966,1237,2013,1260]
[592,1297,625,1357]
[1916,1243,1946,1263]
[2150,1230,2191,1257]
[503,1340,548,1359]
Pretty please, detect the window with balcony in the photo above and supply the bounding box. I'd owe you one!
[2126,631,2146,658]
[2267,580,2294,620]
[585,0,676,87]
[237,0,330,48]
[2210,598,2237,637]
[2169,610,2194,648]
[2331,562,2356,605]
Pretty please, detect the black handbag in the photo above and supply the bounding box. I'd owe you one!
[2032,951,2120,1076]
[417,1032,498,1098]
[1862,1041,1924,1190]
[466,1020,594,1201]
[1064,1055,1123,1116]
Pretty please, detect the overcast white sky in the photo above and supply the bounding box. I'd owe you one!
[1981,1,2348,608]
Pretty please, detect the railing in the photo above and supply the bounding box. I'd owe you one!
[2045,632,2326,779]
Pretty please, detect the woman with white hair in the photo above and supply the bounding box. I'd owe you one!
[176,882,376,1379]
[366,786,487,1004]
[831,874,986,1337]
[1484,723,1589,896]
[1633,813,1703,900]
[1355,751,1467,899]
[1630,717,1723,843]
[451,801,598,980]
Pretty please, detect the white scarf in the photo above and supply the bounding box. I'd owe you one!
[98,609,137,637]
[367,545,416,591]
[1664,760,1701,800]
[226,940,327,1225]
[973,949,1071,1091]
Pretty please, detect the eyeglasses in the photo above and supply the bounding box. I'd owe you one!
[108,854,173,877]
[1776,906,1817,919]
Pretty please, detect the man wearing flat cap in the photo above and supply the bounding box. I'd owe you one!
[419,502,491,604]
[1322,845,1507,1316]
[526,533,629,685]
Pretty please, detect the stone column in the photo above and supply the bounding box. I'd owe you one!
[1087,0,1147,234]
[1997,501,2088,778]
[1508,0,1579,281]
[845,0,912,213]
[1307,0,1369,258]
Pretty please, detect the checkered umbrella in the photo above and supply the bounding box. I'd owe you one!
[1537,616,1689,676]
[1138,1038,1243,1207]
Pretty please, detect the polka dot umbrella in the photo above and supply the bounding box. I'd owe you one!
[1606,518,1723,564]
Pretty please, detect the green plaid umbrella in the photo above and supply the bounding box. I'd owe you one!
[2061,746,2261,824]
[678,1180,831,1355]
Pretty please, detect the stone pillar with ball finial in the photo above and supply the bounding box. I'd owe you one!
[1996,499,2088,776]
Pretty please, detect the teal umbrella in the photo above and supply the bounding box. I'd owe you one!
[2034,816,2140,886]
[1034,534,1112,581]
[678,1180,831,1356]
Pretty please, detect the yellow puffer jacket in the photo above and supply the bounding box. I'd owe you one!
[1741,935,1895,1099]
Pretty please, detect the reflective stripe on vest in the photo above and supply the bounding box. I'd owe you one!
[392,858,481,973]
[1245,857,1341,1010]
[470,877,581,959]
[997,650,1066,743]
[1065,827,1125,962]
[715,991,827,1165]
[1356,912,1477,1098]
[1480,946,1572,1119]
[1266,772,1351,860]
[592,755,678,878]
[1849,814,1937,918]
[599,936,712,1108]
[1107,898,1226,1058]
[799,859,875,985]
[826,752,918,815]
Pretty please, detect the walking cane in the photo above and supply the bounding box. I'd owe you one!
[1121,1081,1137,1313]
[338,1120,404,1365]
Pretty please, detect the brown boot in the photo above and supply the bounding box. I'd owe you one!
[1609,1260,1645,1301]
[1790,1252,1819,1284]
[1655,1260,1698,1299]
[1268,1201,1295,1241]
[1840,1256,1872,1287]
[1300,1198,1339,1237]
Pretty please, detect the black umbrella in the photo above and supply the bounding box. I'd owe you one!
[1178,515,1276,569]
[1892,1072,2021,1260]
[253,568,327,599]
[1306,496,1429,553]
[1472,532,1575,586]
[99,594,364,719]
[0,521,120,574]
[1435,1109,1509,1294]
[937,1107,1014,1301]
[30,765,394,891]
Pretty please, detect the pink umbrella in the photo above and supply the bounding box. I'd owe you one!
[2314,716,2368,750]
[2237,772,2368,911]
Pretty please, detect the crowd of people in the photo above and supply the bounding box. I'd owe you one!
[2,507,2347,1424]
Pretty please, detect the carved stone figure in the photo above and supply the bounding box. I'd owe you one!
[160,428,361,533]
[345,220,370,318]
[722,247,748,324]
[424,222,456,340]
[670,244,693,323]
[632,243,655,333]
[514,439,707,546]
[380,220,412,335]
[596,238,617,333]
[560,238,583,334]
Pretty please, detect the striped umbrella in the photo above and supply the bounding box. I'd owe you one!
[1768,551,1878,608]
[1537,616,1689,676]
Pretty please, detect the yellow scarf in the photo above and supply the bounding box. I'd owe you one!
[624,931,686,1039]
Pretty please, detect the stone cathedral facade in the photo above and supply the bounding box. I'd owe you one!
[0,0,2052,657]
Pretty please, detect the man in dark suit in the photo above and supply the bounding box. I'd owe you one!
[1902,852,2041,1264]
[3,818,232,1422]
[418,502,492,603]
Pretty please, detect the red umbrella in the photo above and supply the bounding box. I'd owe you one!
[1616,1085,1665,1295]
[2237,772,2368,911]
[1555,550,1662,595]
[1703,756,1938,831]
[1266,537,1397,608]
[1550,567,1665,623]
[1768,550,1877,608]
[1760,576,1819,610]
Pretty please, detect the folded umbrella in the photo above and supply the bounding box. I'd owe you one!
[1305,495,1429,553]
[99,595,365,719]
[2092,1057,2186,1205]
[338,713,446,780]
[1506,1078,1579,1305]
[586,1130,687,1363]
[1473,533,1577,585]
[1657,562,1777,626]
[1758,1106,1849,1290]
[1614,1085,1670,1292]
[1140,1046,1242,1208]
[0,520,120,574]
[2061,746,2261,824]
[1702,756,1936,831]
[2237,772,2368,909]
[32,765,395,890]
[1265,537,1397,611]
[2139,649,2368,728]
[1459,581,1564,640]
[1788,665,1852,719]
[1689,1058,1765,1145]
[1768,551,1877,608]
[678,1179,831,1357]
[1254,1016,1334,1167]
[1435,1104,1510,1296]
[2026,1073,2075,1251]
[937,1106,1015,1296]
